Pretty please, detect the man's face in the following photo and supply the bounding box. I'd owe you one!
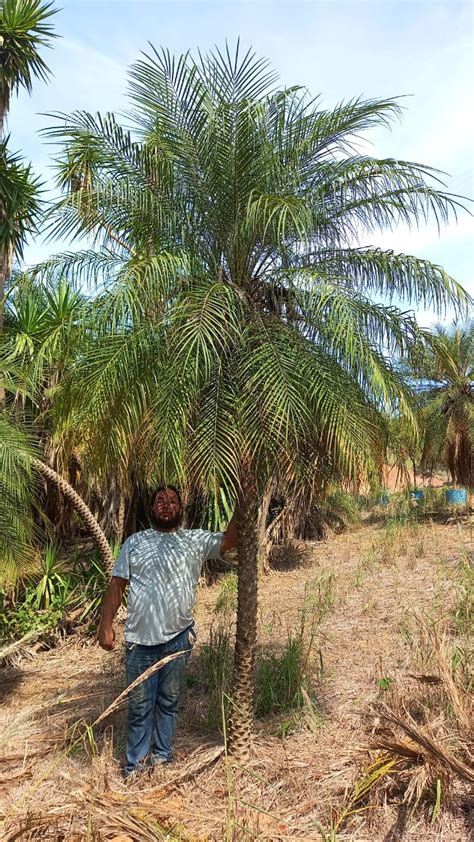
[151,489,182,531]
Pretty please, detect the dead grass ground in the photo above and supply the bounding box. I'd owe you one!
[0,516,472,840]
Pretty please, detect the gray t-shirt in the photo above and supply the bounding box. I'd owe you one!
[112,527,223,645]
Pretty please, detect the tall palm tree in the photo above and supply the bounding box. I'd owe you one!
[0,0,58,332]
[416,322,473,487]
[41,46,469,759]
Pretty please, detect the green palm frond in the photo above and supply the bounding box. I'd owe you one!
[0,142,42,257]
[316,247,469,314]
[187,360,242,494]
[409,322,473,485]
[0,413,38,582]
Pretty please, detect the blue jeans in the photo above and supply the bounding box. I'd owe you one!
[124,626,194,776]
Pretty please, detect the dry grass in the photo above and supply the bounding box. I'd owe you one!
[0,517,472,840]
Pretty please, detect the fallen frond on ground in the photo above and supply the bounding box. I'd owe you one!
[373,703,473,785]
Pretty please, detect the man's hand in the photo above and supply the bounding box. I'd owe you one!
[221,508,239,553]
[98,623,116,651]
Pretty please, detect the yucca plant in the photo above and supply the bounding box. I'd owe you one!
[33,542,68,609]
[38,44,469,759]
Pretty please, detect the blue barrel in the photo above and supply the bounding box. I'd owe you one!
[445,488,468,505]
[410,489,424,501]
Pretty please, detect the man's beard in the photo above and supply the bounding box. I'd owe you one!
[150,511,182,531]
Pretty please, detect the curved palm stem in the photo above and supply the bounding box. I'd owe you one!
[32,457,114,570]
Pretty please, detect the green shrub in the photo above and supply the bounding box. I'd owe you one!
[255,633,308,716]
[324,489,363,529]
[0,543,119,645]
[0,587,66,644]
[70,547,119,630]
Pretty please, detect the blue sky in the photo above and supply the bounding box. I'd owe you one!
[8,0,474,325]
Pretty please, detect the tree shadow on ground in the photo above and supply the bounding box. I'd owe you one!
[269,540,312,571]
[201,554,237,585]
[383,804,408,842]
[0,665,24,702]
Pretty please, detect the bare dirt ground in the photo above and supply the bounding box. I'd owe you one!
[0,516,472,841]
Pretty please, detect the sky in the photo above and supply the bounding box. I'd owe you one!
[7,0,474,326]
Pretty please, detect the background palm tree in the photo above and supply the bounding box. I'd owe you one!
[387,412,422,489]
[416,322,473,488]
[0,0,58,335]
[35,46,469,759]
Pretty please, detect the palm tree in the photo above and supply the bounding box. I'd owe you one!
[40,46,469,760]
[0,0,58,332]
[416,322,473,488]
[387,413,422,489]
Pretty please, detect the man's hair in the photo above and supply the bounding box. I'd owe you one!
[151,485,183,510]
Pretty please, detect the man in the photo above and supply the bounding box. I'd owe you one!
[98,485,238,778]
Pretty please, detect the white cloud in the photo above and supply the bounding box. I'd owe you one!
[370,216,474,256]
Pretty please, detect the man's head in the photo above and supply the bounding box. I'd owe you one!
[150,485,183,531]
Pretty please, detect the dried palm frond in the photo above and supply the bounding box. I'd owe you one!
[426,624,472,735]
[373,703,473,796]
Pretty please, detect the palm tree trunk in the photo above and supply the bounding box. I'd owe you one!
[117,494,126,544]
[0,244,12,405]
[1,87,11,404]
[32,458,115,571]
[228,462,259,762]
[257,477,274,575]
[0,96,7,140]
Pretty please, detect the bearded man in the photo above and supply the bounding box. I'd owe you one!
[98,485,238,777]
